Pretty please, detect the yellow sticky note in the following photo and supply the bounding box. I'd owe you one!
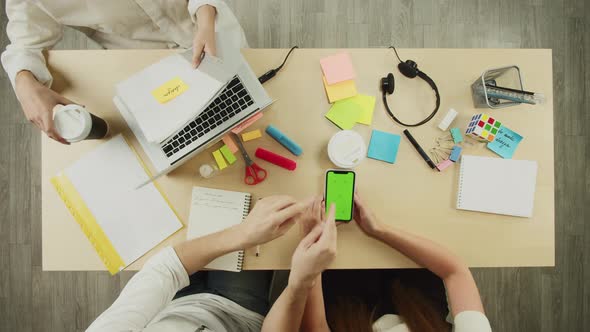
[151,77,188,103]
[322,75,357,103]
[212,150,227,170]
[220,145,237,164]
[325,100,362,130]
[242,129,262,142]
[351,94,376,125]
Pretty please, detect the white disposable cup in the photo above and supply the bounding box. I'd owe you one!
[53,104,109,143]
[327,130,366,168]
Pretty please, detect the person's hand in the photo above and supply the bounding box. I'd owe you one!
[297,196,325,237]
[288,203,337,291]
[192,5,217,68]
[238,195,305,248]
[353,193,385,237]
[14,71,72,144]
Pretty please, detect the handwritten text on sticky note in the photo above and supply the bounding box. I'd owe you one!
[487,126,523,159]
[151,77,188,104]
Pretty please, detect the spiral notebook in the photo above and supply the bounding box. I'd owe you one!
[187,187,251,271]
[457,155,538,218]
[51,135,183,275]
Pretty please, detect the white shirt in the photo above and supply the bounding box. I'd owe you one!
[1,0,247,89]
[86,247,263,332]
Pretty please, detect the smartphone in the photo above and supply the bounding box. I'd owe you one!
[324,170,356,222]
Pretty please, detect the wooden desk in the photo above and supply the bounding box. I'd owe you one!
[42,49,554,271]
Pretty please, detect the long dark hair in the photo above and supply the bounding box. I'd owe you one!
[326,279,451,332]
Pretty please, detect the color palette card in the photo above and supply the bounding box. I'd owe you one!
[322,75,357,103]
[487,126,523,159]
[325,101,361,130]
[367,130,401,163]
[320,52,355,84]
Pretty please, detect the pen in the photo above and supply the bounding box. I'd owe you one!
[403,129,438,170]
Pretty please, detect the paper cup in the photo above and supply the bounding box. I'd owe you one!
[53,104,109,142]
[328,130,366,168]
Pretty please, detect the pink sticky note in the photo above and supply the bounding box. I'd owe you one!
[320,52,356,85]
[231,112,263,134]
[222,135,238,153]
[436,159,453,171]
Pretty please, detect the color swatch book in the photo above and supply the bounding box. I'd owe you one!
[187,187,252,272]
[51,135,183,275]
[457,155,538,217]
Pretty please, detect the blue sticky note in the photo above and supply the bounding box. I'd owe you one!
[367,130,401,163]
[486,126,523,159]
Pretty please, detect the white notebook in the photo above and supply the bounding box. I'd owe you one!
[187,187,252,272]
[457,155,538,218]
[51,135,183,274]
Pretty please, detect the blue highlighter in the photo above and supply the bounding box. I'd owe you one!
[265,125,303,156]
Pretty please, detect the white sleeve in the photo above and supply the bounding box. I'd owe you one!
[452,311,492,332]
[187,0,249,48]
[1,0,64,89]
[86,247,190,332]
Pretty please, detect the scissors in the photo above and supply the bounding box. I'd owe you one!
[231,133,267,185]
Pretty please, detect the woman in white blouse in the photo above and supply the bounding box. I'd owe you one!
[263,194,493,332]
[2,0,244,144]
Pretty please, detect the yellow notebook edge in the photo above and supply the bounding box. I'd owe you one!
[50,174,125,275]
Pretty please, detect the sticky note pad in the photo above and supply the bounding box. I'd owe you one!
[349,94,376,125]
[242,129,262,142]
[212,150,227,170]
[487,126,523,159]
[367,130,401,164]
[322,75,357,103]
[325,101,361,130]
[151,77,188,103]
[222,135,238,153]
[232,112,263,134]
[320,52,356,85]
[220,145,237,164]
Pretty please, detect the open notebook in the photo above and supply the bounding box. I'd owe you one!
[187,187,252,272]
[51,135,183,275]
[457,155,538,218]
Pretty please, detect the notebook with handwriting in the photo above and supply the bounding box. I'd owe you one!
[187,187,251,271]
[457,155,538,218]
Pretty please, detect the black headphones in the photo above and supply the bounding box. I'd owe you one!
[380,46,441,127]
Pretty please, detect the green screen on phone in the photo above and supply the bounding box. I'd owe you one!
[325,170,355,221]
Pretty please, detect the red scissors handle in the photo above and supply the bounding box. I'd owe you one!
[245,163,267,185]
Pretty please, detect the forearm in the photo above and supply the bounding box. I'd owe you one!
[301,274,330,331]
[262,284,310,332]
[374,225,466,279]
[174,225,246,275]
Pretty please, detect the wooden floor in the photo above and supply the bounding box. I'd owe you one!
[0,0,588,331]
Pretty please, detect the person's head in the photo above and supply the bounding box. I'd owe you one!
[326,279,451,332]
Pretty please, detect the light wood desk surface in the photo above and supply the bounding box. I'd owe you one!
[42,48,554,271]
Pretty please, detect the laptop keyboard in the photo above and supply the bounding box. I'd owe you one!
[162,76,254,158]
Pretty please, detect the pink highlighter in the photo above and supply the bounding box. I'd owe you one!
[255,148,297,171]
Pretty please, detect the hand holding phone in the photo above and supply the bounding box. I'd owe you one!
[324,170,356,222]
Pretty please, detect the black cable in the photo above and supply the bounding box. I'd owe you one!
[389,45,403,63]
[258,46,299,84]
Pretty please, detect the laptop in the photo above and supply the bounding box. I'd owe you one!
[114,49,272,179]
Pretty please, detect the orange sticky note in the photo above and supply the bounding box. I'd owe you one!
[222,135,238,153]
[320,52,356,84]
[322,75,357,103]
[242,129,262,142]
[232,112,263,134]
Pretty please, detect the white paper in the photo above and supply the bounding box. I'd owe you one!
[187,187,250,271]
[457,155,538,218]
[64,135,182,266]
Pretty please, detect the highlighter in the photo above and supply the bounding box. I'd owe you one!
[255,148,297,170]
[265,125,303,156]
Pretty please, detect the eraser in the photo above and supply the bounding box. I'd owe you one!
[450,127,463,143]
[242,129,262,142]
[436,159,453,171]
[266,125,303,156]
[255,148,297,171]
[438,108,458,131]
[449,145,462,162]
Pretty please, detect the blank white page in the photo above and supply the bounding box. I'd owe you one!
[187,187,251,272]
[64,135,182,267]
[457,155,538,218]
